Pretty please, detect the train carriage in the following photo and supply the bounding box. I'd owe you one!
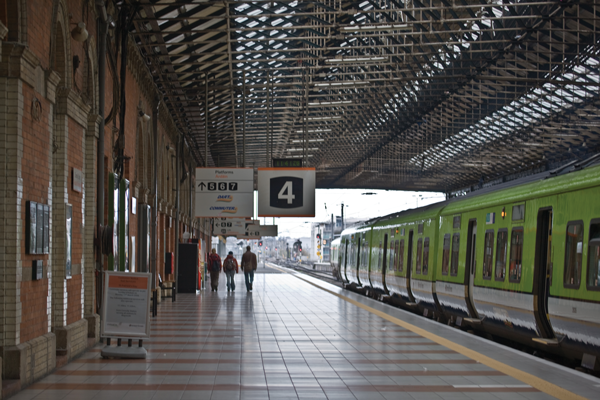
[338,155,600,362]
[370,204,444,313]
[340,224,371,289]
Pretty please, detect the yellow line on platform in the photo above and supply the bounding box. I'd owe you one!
[269,264,587,400]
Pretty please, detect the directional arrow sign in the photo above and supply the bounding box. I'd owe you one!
[195,168,254,218]
[243,224,278,239]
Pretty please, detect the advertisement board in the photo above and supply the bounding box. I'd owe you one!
[257,168,315,217]
[101,271,152,338]
[195,168,254,217]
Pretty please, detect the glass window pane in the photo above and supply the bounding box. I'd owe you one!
[451,234,460,275]
[587,223,600,288]
[377,241,383,271]
[512,204,525,221]
[398,239,404,272]
[509,228,524,282]
[495,230,508,280]
[483,231,494,279]
[442,234,450,275]
[564,222,583,287]
[423,238,430,275]
[416,239,422,274]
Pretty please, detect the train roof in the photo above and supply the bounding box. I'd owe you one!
[356,153,600,229]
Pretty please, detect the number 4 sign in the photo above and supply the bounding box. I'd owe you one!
[258,168,315,217]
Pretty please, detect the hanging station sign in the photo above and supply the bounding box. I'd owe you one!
[213,217,252,236]
[243,224,278,239]
[195,168,254,218]
[257,168,316,217]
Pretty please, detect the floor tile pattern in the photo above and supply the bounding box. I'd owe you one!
[13,272,553,400]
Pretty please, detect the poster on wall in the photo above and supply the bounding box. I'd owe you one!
[66,204,72,278]
[101,271,152,338]
[131,237,136,273]
[27,201,37,254]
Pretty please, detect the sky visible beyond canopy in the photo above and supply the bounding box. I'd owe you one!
[263,189,446,239]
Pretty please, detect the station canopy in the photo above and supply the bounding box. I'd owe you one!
[132,1,600,193]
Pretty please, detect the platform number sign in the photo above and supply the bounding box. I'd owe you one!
[258,168,315,217]
[270,177,303,208]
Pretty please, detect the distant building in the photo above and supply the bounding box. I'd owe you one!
[310,217,363,262]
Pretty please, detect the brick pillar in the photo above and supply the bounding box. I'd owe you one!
[51,89,70,329]
[0,77,24,348]
[85,114,100,340]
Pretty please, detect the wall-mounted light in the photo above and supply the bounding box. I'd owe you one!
[501,207,506,219]
[138,110,151,122]
[71,22,89,42]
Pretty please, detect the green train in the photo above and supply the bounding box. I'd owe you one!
[338,156,600,363]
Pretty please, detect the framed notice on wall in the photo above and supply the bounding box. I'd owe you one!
[66,204,72,278]
[101,271,152,338]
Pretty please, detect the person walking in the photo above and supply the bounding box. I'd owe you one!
[223,251,239,292]
[208,248,222,292]
[241,245,257,292]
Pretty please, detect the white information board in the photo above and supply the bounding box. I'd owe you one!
[257,168,316,217]
[101,271,152,338]
[213,217,251,236]
[244,224,278,239]
[195,168,254,218]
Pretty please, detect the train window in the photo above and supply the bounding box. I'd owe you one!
[509,227,524,283]
[450,233,460,276]
[587,220,600,290]
[382,236,388,273]
[495,229,508,281]
[441,234,450,275]
[418,224,424,235]
[453,216,461,229]
[564,221,583,288]
[483,230,494,279]
[398,239,404,272]
[416,238,423,274]
[387,237,394,273]
[423,238,430,275]
[390,240,397,272]
[361,241,369,270]
[377,241,383,272]
[512,204,525,221]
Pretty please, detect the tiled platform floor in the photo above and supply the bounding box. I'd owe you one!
[11,266,598,400]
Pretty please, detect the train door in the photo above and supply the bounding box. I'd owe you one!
[465,220,479,318]
[407,229,415,301]
[382,234,388,291]
[533,208,555,338]
[343,239,349,282]
[356,237,362,286]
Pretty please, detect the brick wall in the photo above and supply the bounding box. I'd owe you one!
[66,275,82,326]
[20,280,49,343]
[20,83,52,344]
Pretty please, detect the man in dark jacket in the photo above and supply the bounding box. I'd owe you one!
[240,246,257,292]
[208,249,222,292]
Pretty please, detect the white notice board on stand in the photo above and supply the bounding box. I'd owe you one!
[101,271,152,338]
